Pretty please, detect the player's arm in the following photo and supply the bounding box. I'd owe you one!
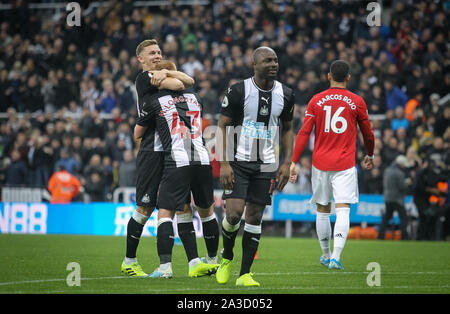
[217,86,240,190]
[150,69,194,88]
[217,114,234,190]
[135,98,158,139]
[164,70,195,88]
[277,120,294,191]
[159,77,185,90]
[289,103,316,183]
[134,125,147,140]
[357,98,375,170]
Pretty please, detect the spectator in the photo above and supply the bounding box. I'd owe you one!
[97,79,117,113]
[54,148,79,175]
[391,106,409,132]
[384,79,408,110]
[83,154,103,180]
[378,155,411,240]
[84,172,105,202]
[118,150,136,187]
[6,149,28,185]
[48,165,81,204]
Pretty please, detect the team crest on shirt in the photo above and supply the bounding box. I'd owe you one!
[141,194,150,203]
[222,96,229,108]
[259,105,269,116]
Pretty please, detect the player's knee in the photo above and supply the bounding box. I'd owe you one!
[316,203,331,213]
[158,208,174,220]
[136,205,154,217]
[245,212,263,226]
[197,204,214,218]
[226,212,242,226]
[177,212,193,224]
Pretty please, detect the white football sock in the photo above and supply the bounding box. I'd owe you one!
[125,257,137,265]
[188,258,201,268]
[331,207,350,261]
[159,262,172,271]
[316,212,331,259]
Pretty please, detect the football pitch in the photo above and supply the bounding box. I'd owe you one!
[0,234,449,294]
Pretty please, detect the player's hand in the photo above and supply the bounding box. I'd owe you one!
[362,155,374,170]
[276,162,290,191]
[220,162,235,190]
[289,162,298,184]
[150,70,167,86]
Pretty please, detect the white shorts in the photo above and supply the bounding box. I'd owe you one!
[310,166,359,205]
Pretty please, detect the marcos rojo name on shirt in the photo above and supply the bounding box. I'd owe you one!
[316,94,357,110]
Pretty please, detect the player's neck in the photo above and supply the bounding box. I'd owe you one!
[329,81,347,89]
[253,75,274,91]
[143,64,154,72]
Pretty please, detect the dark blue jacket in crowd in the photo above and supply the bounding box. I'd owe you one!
[7,160,28,185]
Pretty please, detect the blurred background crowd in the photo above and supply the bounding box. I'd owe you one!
[0,0,448,238]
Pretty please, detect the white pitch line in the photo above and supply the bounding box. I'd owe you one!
[0,271,449,287]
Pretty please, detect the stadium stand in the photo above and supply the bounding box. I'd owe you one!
[0,1,448,237]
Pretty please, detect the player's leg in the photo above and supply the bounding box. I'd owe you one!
[216,162,250,284]
[198,206,220,264]
[149,166,188,278]
[329,167,358,270]
[176,202,218,277]
[122,151,162,277]
[176,204,201,269]
[316,203,332,267]
[377,202,395,240]
[234,174,274,287]
[216,198,245,284]
[236,202,264,287]
[121,206,154,276]
[149,208,176,278]
[191,165,220,264]
[310,165,333,267]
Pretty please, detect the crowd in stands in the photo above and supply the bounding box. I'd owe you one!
[0,0,448,216]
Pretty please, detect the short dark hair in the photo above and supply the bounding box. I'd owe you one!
[330,60,350,82]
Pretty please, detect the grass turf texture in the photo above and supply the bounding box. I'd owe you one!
[0,234,449,294]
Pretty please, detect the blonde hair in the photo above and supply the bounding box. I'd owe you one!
[155,60,177,71]
[136,39,159,57]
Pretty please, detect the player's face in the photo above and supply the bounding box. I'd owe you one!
[138,45,162,70]
[254,51,278,79]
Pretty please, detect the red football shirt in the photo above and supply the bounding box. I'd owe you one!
[292,87,374,171]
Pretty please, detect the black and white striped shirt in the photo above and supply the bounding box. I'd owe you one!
[221,77,295,163]
[136,89,210,168]
[135,70,163,152]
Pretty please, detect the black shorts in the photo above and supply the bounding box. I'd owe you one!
[135,150,164,208]
[222,161,276,206]
[157,165,214,211]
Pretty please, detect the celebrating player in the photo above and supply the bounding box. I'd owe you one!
[121,39,198,277]
[134,60,219,278]
[216,46,295,287]
[289,60,375,270]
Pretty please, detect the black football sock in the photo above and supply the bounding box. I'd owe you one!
[177,222,199,262]
[202,216,219,258]
[157,219,174,264]
[126,217,145,259]
[221,219,240,261]
[240,224,261,276]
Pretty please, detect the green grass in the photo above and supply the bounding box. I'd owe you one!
[0,234,449,294]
